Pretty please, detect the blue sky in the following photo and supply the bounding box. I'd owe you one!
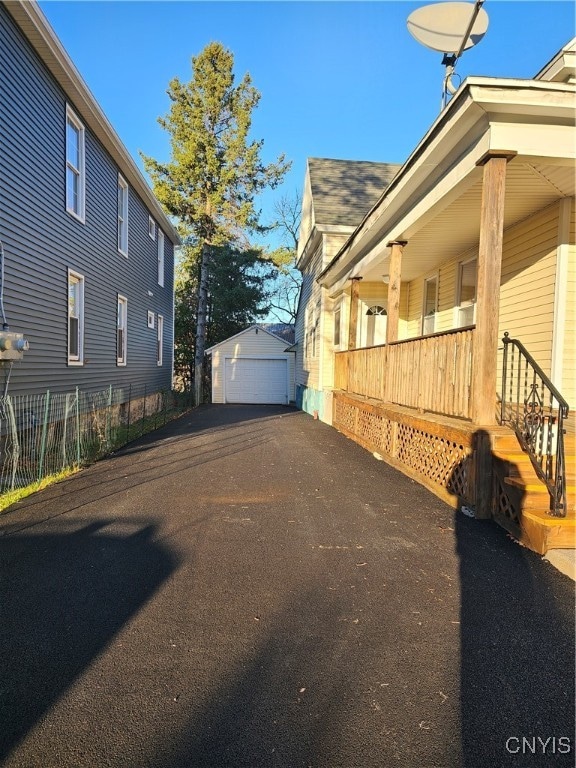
[39,1,575,242]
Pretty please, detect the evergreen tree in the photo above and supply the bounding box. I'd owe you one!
[172,242,274,393]
[207,244,274,345]
[141,42,290,403]
[172,245,199,391]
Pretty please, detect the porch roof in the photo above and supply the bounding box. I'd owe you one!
[318,73,575,293]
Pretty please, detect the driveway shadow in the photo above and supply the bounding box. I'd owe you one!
[134,586,368,768]
[456,515,575,767]
[0,520,179,762]
[448,429,575,765]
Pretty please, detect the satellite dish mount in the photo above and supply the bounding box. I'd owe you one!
[407,0,489,110]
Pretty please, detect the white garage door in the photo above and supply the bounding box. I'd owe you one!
[224,357,288,404]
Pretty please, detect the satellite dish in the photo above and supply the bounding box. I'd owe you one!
[407,1,489,109]
[407,2,489,54]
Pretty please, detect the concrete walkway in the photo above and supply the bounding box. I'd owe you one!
[0,405,574,768]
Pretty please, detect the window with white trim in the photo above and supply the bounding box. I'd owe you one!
[157,229,165,287]
[148,216,156,240]
[147,310,155,329]
[68,270,84,364]
[157,314,164,366]
[457,258,477,327]
[312,300,320,357]
[334,304,342,348]
[117,294,127,365]
[66,106,85,221]
[366,305,387,346]
[422,276,438,335]
[118,175,128,255]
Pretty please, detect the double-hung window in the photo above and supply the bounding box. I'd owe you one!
[66,106,85,221]
[68,270,84,364]
[118,175,128,255]
[157,314,164,366]
[117,295,127,365]
[334,304,342,348]
[457,259,477,327]
[422,276,438,335]
[157,229,165,287]
[312,301,320,357]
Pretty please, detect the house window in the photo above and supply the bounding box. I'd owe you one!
[68,270,84,364]
[147,310,155,329]
[334,304,341,348]
[157,229,165,287]
[366,305,387,346]
[157,314,164,366]
[117,294,127,365]
[457,259,477,327]
[305,306,312,358]
[66,106,85,221]
[312,302,320,357]
[148,216,156,240]
[306,303,319,359]
[422,277,438,335]
[118,175,129,255]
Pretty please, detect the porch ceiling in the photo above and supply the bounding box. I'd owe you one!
[360,158,575,284]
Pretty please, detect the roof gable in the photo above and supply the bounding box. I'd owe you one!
[307,158,401,228]
[205,325,293,353]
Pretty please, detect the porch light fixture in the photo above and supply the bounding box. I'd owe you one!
[382,274,390,284]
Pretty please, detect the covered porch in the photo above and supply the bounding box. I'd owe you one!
[318,71,575,554]
[332,335,575,555]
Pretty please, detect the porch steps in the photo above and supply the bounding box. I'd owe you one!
[491,431,576,555]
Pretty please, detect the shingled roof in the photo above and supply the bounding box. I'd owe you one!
[308,158,401,228]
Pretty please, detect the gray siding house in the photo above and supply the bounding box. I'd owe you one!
[0,0,180,400]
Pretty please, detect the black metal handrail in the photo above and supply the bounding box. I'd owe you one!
[501,332,570,517]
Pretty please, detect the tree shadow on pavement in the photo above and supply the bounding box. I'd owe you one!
[0,520,180,763]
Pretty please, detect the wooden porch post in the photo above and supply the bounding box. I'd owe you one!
[386,241,406,345]
[348,277,362,350]
[472,150,515,518]
[472,152,514,425]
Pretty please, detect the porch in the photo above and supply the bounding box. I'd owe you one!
[332,329,575,555]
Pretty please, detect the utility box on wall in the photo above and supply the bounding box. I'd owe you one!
[0,331,29,361]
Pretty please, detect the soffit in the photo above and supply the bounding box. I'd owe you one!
[360,159,573,283]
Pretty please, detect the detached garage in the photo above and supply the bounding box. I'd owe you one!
[206,325,296,405]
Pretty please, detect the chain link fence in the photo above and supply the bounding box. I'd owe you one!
[0,384,191,492]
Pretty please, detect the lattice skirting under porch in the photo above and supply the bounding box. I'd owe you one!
[331,392,571,553]
[333,392,476,508]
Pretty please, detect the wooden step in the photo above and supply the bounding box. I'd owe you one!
[492,433,523,451]
[493,430,576,552]
[518,507,576,555]
[504,476,575,510]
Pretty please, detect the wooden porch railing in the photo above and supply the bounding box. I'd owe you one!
[334,327,475,420]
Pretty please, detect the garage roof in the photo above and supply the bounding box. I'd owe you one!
[205,325,295,353]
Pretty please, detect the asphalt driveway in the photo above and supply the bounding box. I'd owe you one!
[0,404,574,768]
